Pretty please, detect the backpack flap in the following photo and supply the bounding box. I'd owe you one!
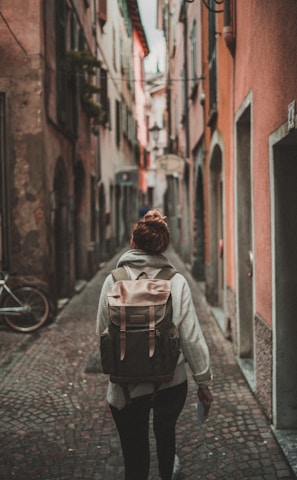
[107,278,171,307]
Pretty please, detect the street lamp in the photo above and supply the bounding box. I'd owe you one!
[149,122,161,147]
[185,0,225,11]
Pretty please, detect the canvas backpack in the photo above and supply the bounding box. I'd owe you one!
[100,266,180,389]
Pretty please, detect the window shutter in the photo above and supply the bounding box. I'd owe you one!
[116,100,121,146]
[100,68,108,125]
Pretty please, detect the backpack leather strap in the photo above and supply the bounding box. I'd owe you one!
[155,266,177,280]
[120,306,126,361]
[112,266,177,282]
[149,305,155,358]
[111,267,130,282]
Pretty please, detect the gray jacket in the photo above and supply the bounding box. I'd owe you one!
[96,249,212,409]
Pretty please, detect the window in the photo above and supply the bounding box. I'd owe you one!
[115,100,121,147]
[190,20,198,98]
[122,102,127,137]
[100,68,109,125]
[113,27,117,71]
[120,1,132,37]
[120,37,124,73]
[90,176,96,242]
[181,65,187,124]
[208,0,217,122]
[172,8,177,55]
[98,0,107,25]
[143,149,148,169]
[78,28,85,99]
[56,0,67,125]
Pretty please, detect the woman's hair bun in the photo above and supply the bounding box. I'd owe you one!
[143,209,168,226]
[131,208,170,254]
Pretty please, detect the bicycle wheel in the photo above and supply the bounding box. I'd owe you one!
[3,286,49,333]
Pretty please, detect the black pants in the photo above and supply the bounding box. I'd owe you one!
[109,381,187,480]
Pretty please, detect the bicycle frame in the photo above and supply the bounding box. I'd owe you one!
[0,280,29,316]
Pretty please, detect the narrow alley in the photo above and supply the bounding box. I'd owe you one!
[0,247,295,480]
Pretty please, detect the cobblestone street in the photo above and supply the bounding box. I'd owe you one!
[0,247,295,480]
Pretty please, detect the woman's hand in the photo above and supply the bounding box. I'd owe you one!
[198,386,213,416]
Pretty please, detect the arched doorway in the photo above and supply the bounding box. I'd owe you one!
[209,144,224,307]
[182,163,191,262]
[54,158,70,299]
[192,164,205,281]
[98,182,106,261]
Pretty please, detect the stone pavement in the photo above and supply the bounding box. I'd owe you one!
[0,247,296,480]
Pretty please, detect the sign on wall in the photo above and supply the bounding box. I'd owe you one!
[155,154,185,175]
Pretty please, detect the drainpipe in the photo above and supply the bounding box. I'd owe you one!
[182,1,193,257]
[182,2,190,160]
[93,0,102,182]
[0,94,10,269]
[223,0,235,55]
[166,1,173,153]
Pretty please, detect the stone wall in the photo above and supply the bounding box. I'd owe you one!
[255,314,272,420]
[226,285,237,351]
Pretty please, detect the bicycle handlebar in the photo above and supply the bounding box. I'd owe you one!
[0,271,18,280]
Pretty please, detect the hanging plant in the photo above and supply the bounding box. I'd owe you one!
[84,81,101,97]
[65,49,101,76]
[65,50,104,132]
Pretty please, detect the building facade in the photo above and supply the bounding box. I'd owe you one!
[0,0,149,311]
[158,0,297,438]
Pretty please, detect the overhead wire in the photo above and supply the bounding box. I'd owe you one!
[0,10,28,57]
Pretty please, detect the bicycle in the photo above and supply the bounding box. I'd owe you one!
[0,271,50,332]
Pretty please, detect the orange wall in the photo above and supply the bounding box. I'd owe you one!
[202,1,297,326]
[234,1,297,325]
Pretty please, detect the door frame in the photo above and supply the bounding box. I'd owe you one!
[269,122,297,429]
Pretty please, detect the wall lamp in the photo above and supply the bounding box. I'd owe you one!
[185,0,224,13]
[149,122,161,145]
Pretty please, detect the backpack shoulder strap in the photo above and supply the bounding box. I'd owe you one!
[111,267,130,282]
[112,266,177,281]
[155,266,177,280]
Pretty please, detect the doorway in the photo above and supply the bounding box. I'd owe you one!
[54,158,70,299]
[235,105,254,368]
[272,135,297,429]
[98,182,106,260]
[192,164,205,281]
[209,144,224,307]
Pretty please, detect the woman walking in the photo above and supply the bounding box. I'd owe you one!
[97,209,213,480]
